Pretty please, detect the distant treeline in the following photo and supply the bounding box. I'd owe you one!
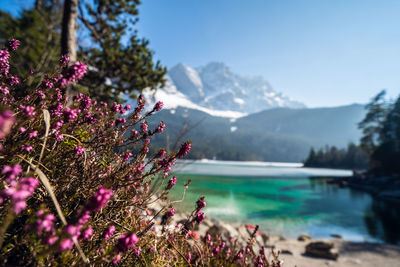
[305,90,400,174]
[303,143,369,169]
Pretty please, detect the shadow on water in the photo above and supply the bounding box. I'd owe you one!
[308,177,400,245]
[364,198,400,245]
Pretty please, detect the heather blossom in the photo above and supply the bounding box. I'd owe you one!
[6,39,20,51]
[0,39,281,266]
[155,121,166,133]
[140,121,148,133]
[177,141,191,158]
[0,110,14,138]
[19,105,35,117]
[0,86,9,95]
[2,164,22,183]
[195,211,206,224]
[154,101,163,111]
[167,208,175,217]
[85,187,113,212]
[74,145,84,156]
[59,238,74,252]
[0,49,10,76]
[59,55,70,66]
[167,176,177,190]
[0,177,39,214]
[8,76,19,86]
[28,131,38,138]
[35,211,56,236]
[105,225,116,241]
[83,226,93,240]
[116,233,138,252]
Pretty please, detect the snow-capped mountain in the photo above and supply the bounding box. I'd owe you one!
[140,62,305,118]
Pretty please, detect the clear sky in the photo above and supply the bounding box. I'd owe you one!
[2,0,400,107]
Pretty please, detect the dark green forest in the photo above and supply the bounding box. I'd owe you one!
[304,90,400,174]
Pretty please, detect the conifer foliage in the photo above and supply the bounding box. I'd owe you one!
[0,0,167,103]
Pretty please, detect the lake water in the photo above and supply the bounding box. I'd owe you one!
[168,159,400,244]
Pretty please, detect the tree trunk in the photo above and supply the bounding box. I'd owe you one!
[61,0,78,61]
[61,0,78,99]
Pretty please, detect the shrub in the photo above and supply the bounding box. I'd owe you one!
[0,39,281,266]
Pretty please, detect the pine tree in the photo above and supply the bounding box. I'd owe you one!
[372,96,400,173]
[0,0,167,103]
[0,1,62,76]
[76,0,167,103]
[358,90,391,156]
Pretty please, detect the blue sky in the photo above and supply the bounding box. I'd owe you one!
[2,0,400,107]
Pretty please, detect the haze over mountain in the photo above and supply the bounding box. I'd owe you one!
[146,104,366,162]
[127,62,366,162]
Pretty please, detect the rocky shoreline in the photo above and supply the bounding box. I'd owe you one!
[148,199,400,267]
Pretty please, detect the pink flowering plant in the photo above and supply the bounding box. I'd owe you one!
[0,40,281,266]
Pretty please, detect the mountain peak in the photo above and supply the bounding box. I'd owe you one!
[162,62,305,115]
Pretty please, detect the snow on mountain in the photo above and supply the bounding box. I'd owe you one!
[168,62,305,114]
[131,62,305,118]
[140,76,246,119]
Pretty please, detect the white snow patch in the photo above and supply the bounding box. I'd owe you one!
[233,97,245,105]
[141,86,246,119]
[230,126,238,132]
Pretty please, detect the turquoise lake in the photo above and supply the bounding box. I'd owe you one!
[168,160,400,244]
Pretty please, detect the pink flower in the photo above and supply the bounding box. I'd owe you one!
[133,246,141,256]
[155,121,166,133]
[0,110,14,138]
[167,176,177,190]
[83,226,93,240]
[8,76,19,86]
[63,62,87,84]
[196,197,206,210]
[59,55,70,66]
[85,187,113,212]
[74,145,84,156]
[0,86,9,95]
[29,131,38,138]
[167,208,175,217]
[154,101,163,111]
[78,211,91,224]
[0,177,39,214]
[122,152,132,162]
[0,50,10,76]
[156,149,166,159]
[177,141,191,158]
[21,145,33,152]
[140,121,148,133]
[112,254,121,264]
[43,235,59,245]
[116,233,138,252]
[63,107,78,122]
[105,225,116,241]
[195,211,205,224]
[19,105,36,117]
[64,224,81,237]
[36,212,55,235]
[2,164,22,183]
[6,39,20,51]
[59,238,74,252]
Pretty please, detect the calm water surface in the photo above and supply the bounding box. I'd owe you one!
[169,160,400,244]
